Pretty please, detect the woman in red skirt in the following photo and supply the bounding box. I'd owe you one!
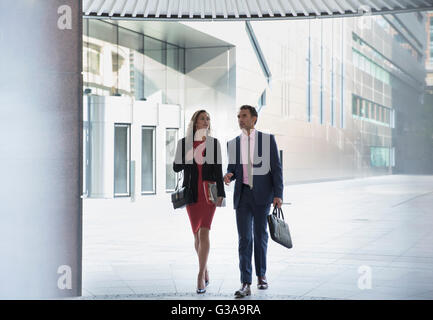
[173,110,225,294]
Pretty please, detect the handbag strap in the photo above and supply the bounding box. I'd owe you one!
[174,139,187,191]
[174,171,183,191]
[175,138,193,191]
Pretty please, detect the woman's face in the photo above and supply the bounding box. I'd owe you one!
[195,112,210,131]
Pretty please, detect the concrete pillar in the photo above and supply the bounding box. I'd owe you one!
[0,1,82,298]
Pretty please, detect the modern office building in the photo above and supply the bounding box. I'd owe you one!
[2,0,432,300]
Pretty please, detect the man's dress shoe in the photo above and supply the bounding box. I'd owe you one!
[257,276,268,290]
[234,283,251,298]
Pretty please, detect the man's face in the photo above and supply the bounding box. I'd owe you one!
[237,109,256,131]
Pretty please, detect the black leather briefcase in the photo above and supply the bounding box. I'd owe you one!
[267,206,293,249]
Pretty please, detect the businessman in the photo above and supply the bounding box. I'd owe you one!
[224,105,283,298]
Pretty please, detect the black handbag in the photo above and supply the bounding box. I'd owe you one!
[267,206,293,249]
[171,172,193,209]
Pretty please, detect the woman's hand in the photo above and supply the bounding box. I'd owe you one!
[224,173,233,185]
[216,197,224,207]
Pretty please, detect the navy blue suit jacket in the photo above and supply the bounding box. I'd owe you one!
[226,130,283,210]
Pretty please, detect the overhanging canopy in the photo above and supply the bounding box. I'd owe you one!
[83,0,433,20]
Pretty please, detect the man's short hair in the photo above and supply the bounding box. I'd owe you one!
[240,105,258,125]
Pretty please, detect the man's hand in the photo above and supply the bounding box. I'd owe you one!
[273,197,283,208]
[224,173,234,185]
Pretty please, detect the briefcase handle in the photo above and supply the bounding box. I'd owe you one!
[271,206,285,221]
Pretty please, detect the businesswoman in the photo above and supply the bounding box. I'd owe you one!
[173,110,225,294]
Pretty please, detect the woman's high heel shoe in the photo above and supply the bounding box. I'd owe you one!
[197,274,206,294]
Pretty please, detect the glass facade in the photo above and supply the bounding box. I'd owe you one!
[165,129,178,192]
[114,124,130,196]
[376,16,422,63]
[352,94,392,127]
[83,19,184,104]
[352,48,390,85]
[141,127,156,194]
[82,19,186,199]
[370,147,391,168]
[430,17,433,63]
[352,32,419,85]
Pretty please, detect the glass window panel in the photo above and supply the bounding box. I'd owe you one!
[114,124,130,196]
[144,36,167,102]
[166,44,181,104]
[371,147,390,167]
[357,98,360,116]
[353,50,358,68]
[178,48,185,74]
[83,41,101,75]
[119,28,144,100]
[384,72,390,85]
[365,101,370,118]
[119,27,143,52]
[166,129,178,191]
[88,19,117,44]
[365,59,371,75]
[166,43,179,71]
[85,20,117,96]
[112,46,130,95]
[145,36,166,64]
[141,127,155,193]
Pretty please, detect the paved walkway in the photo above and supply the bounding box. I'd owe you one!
[81,175,433,300]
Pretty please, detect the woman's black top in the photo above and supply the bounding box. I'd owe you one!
[173,136,226,203]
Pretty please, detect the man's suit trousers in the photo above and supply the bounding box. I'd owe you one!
[236,183,271,284]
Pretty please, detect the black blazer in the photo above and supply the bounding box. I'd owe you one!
[173,136,226,203]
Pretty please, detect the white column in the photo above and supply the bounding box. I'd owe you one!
[0,0,82,298]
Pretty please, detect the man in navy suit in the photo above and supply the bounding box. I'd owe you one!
[224,105,283,298]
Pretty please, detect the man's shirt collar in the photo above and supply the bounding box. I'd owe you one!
[241,128,255,138]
